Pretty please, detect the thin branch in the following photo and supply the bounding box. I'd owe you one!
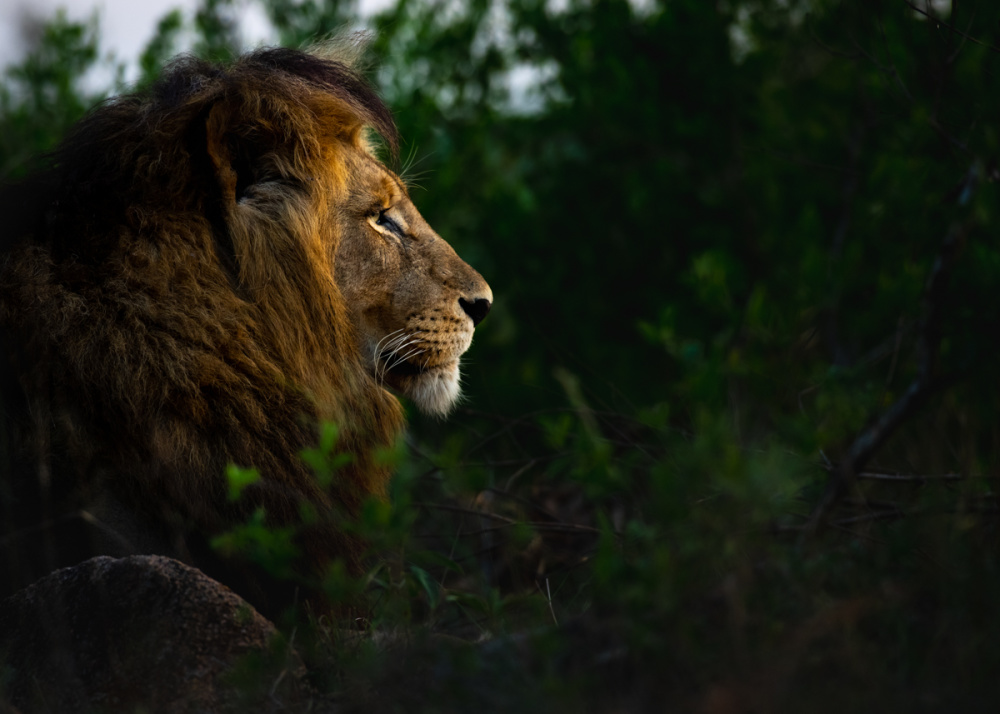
[842,497,903,510]
[849,5,977,154]
[902,0,1000,53]
[831,510,905,526]
[945,7,976,65]
[855,470,964,482]
[779,505,1000,533]
[455,522,601,537]
[803,217,971,539]
[413,501,610,536]
[826,120,866,366]
[545,578,558,626]
[820,462,969,481]
[0,509,136,552]
[876,11,914,101]
[484,483,561,521]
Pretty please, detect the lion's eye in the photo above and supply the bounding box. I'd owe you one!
[374,208,402,235]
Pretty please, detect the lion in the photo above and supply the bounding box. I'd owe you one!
[0,43,492,613]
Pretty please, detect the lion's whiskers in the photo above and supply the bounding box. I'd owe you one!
[381,339,422,383]
[372,329,409,384]
[385,347,427,376]
[376,331,425,385]
[372,328,405,364]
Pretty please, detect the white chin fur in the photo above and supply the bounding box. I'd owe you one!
[407,361,462,417]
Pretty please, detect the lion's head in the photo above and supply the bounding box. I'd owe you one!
[203,45,493,421]
[333,147,493,416]
[0,43,491,609]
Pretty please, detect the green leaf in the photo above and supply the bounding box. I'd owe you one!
[409,564,440,610]
[225,464,261,501]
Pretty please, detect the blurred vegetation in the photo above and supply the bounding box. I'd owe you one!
[6,0,1000,710]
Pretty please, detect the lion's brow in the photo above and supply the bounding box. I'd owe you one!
[366,155,411,199]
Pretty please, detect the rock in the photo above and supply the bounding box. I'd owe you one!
[0,555,312,713]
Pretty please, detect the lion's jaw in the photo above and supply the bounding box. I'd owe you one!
[374,345,464,418]
[334,150,492,417]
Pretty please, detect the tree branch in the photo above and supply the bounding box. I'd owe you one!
[803,218,971,539]
[902,0,1000,54]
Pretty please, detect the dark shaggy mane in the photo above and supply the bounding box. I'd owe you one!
[1,46,398,255]
[148,48,398,154]
[0,45,406,616]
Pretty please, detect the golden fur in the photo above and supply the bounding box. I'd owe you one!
[0,45,491,610]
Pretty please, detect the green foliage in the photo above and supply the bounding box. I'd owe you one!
[260,0,358,46]
[299,421,353,487]
[0,10,110,178]
[194,0,243,62]
[225,464,261,501]
[211,508,299,580]
[137,10,184,88]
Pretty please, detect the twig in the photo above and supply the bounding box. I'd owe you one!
[842,497,903,510]
[413,501,610,535]
[803,218,970,539]
[484,483,560,521]
[821,462,967,482]
[826,121,866,366]
[454,522,602,537]
[945,7,976,65]
[0,509,136,552]
[543,578,558,626]
[832,510,905,526]
[851,6,977,154]
[876,11,914,101]
[902,0,1000,54]
[780,505,1000,533]
[855,470,964,482]
[500,461,538,491]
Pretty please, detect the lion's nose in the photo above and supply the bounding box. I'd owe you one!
[459,297,492,327]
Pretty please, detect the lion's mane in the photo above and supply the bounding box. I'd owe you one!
[0,47,406,608]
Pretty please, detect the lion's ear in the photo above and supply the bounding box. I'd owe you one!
[205,102,270,206]
[205,102,238,203]
[203,101,269,288]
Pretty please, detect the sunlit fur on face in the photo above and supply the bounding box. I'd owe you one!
[333,147,493,417]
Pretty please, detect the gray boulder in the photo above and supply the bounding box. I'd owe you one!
[0,555,312,713]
